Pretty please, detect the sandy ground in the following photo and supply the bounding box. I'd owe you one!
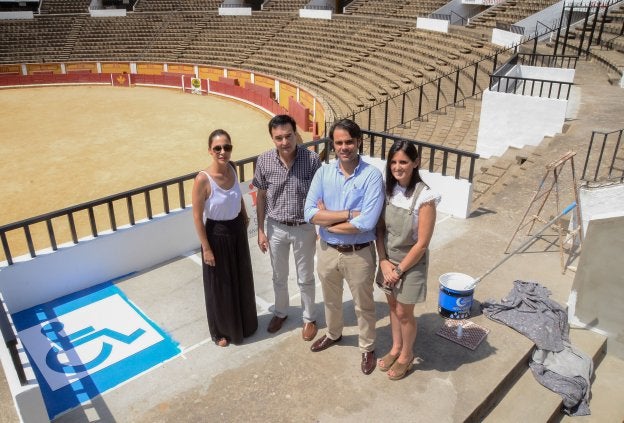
[0,85,281,226]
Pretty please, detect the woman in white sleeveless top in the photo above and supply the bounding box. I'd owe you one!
[192,129,257,347]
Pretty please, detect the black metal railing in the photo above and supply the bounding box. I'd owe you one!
[489,74,574,99]
[341,52,504,134]
[0,136,475,266]
[0,154,266,266]
[496,22,525,34]
[429,13,450,21]
[361,130,480,182]
[516,52,579,68]
[450,10,468,25]
[326,18,574,135]
[553,0,624,57]
[581,128,624,182]
[304,4,334,11]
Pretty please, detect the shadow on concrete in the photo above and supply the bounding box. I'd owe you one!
[54,396,116,423]
[287,298,499,373]
[469,207,497,218]
[412,312,498,373]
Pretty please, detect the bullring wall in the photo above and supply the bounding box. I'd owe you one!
[0,61,327,135]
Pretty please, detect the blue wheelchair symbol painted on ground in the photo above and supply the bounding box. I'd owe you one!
[41,321,146,374]
[12,283,181,420]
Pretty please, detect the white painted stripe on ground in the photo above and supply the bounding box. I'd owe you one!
[184,251,203,266]
[183,250,273,314]
[179,337,212,357]
[255,295,272,313]
[437,214,453,225]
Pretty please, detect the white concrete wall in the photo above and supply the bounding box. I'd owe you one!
[578,183,624,237]
[491,28,523,48]
[89,8,126,17]
[0,11,34,19]
[476,90,568,158]
[0,210,198,314]
[461,0,504,5]
[218,7,252,16]
[515,0,563,37]
[433,0,482,24]
[299,9,332,19]
[362,157,473,218]
[416,18,449,33]
[519,65,575,82]
[568,210,624,359]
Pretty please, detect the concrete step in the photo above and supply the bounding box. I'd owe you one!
[482,328,607,422]
[561,354,624,422]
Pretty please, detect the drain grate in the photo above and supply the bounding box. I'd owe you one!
[436,319,490,350]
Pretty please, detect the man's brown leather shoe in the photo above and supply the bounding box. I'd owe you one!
[302,321,318,341]
[310,334,342,352]
[361,351,376,375]
[267,315,287,333]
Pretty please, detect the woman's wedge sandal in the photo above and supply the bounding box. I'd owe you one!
[378,352,400,372]
[388,356,414,380]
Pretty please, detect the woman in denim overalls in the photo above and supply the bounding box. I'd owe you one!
[375,140,441,380]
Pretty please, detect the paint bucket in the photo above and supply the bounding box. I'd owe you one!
[438,272,475,320]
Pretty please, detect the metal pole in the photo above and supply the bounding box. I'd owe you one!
[561,5,574,56]
[553,4,566,55]
[577,4,592,57]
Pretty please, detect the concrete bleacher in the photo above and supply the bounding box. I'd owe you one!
[344,0,451,20]
[0,4,507,127]
[467,0,560,30]
[0,16,75,63]
[38,0,90,14]
[132,0,221,12]
[261,0,309,12]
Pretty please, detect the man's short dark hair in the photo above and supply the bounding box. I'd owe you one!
[268,114,297,135]
[329,119,362,141]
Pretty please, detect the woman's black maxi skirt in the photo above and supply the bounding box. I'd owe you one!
[202,212,258,344]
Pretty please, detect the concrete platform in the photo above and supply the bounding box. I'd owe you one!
[46,205,580,423]
[2,61,623,422]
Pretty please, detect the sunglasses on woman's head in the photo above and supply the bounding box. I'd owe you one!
[212,144,233,153]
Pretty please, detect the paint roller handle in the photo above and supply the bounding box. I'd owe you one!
[561,201,577,216]
[466,202,577,290]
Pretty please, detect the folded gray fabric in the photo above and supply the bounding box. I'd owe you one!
[482,280,592,416]
[482,280,569,352]
[530,344,592,416]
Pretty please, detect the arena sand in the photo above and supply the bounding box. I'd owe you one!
[0,85,289,226]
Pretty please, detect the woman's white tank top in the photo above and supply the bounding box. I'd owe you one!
[200,168,242,222]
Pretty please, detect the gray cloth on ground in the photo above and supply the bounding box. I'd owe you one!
[482,280,592,416]
[530,344,592,416]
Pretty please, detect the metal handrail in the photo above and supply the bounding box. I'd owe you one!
[489,74,574,99]
[0,136,475,266]
[581,128,624,182]
[361,130,480,183]
[516,52,578,68]
[335,20,567,135]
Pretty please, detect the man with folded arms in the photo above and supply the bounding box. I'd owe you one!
[253,114,322,341]
[304,118,384,375]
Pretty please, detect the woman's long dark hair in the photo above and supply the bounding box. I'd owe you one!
[385,140,425,197]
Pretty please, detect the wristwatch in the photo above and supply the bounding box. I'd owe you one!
[394,265,403,277]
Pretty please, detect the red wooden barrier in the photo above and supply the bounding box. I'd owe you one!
[289,97,312,132]
[218,77,238,86]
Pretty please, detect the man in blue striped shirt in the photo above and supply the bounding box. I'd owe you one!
[253,115,322,342]
[304,119,384,375]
